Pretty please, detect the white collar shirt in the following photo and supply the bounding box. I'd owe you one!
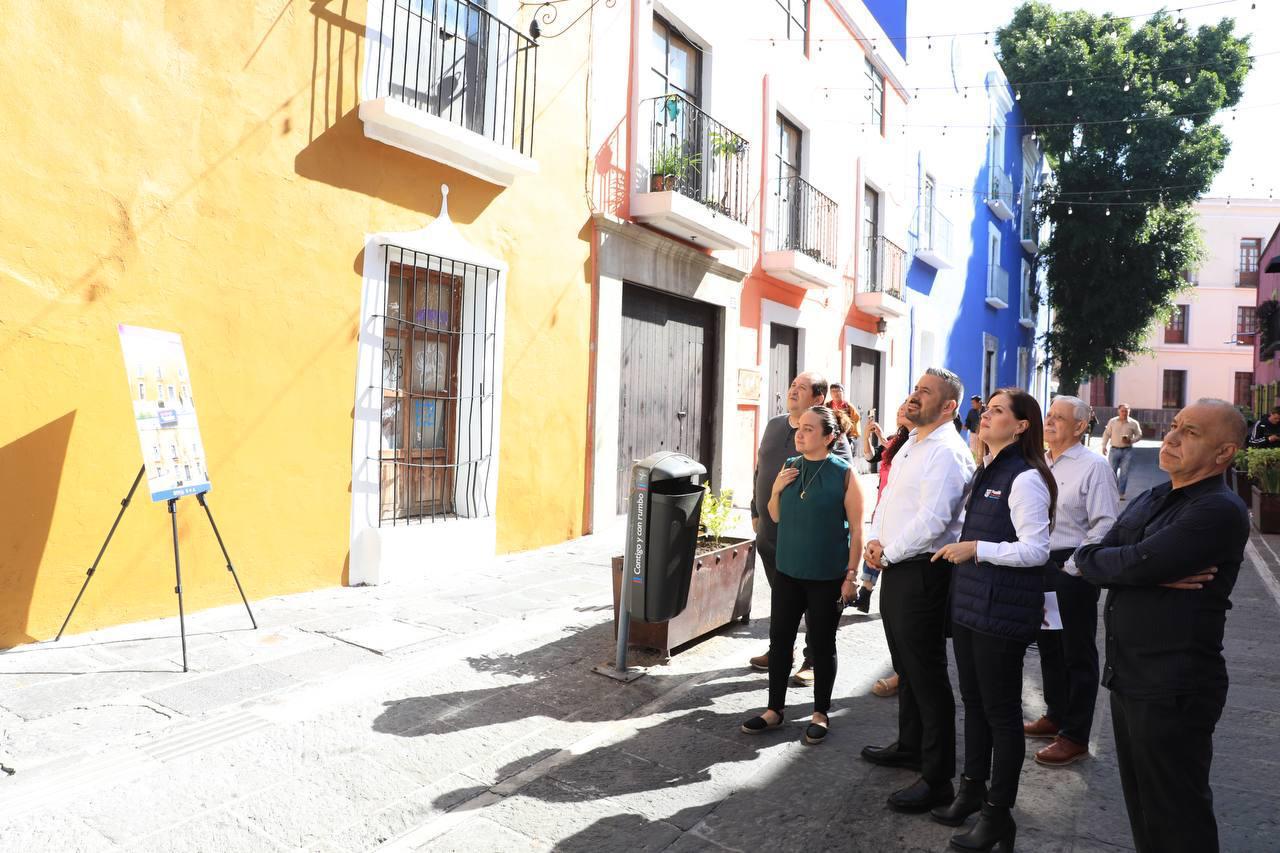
[969,455,1052,568]
[1045,443,1120,575]
[868,422,976,564]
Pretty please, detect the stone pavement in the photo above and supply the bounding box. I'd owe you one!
[1,448,1278,852]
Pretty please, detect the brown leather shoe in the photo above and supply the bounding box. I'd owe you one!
[1023,715,1059,739]
[748,651,770,672]
[1035,735,1089,766]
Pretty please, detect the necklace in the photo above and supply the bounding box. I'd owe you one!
[799,456,830,500]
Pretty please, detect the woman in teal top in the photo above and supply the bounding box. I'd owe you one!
[741,406,864,745]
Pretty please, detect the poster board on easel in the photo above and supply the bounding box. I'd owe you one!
[117,325,212,502]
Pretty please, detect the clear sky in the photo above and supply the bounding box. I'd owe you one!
[916,0,1279,199]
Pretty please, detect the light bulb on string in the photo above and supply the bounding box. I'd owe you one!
[1105,207,1111,216]
[1126,125,1133,135]
[1068,205,1074,215]
[927,36,932,50]
[1123,80,1130,92]
[1045,36,1052,47]
[1015,89,1022,101]
[1067,84,1073,96]
[1184,72,1192,84]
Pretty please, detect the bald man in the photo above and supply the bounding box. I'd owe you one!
[1076,399,1250,853]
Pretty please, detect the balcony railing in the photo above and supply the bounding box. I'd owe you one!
[1240,269,1260,288]
[1019,277,1035,325]
[863,235,906,299]
[991,169,1011,202]
[773,175,838,267]
[644,94,750,225]
[920,207,953,258]
[1020,200,1037,244]
[987,267,1010,307]
[372,0,537,157]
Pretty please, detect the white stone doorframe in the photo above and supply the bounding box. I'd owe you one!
[588,215,746,532]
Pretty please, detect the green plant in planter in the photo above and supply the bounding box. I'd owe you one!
[699,485,735,548]
[651,146,683,178]
[1233,449,1250,471]
[707,130,744,160]
[1247,448,1280,494]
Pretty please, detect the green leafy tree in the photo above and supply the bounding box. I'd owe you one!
[996,3,1250,394]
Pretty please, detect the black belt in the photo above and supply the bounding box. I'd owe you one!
[895,552,935,565]
[1049,548,1076,565]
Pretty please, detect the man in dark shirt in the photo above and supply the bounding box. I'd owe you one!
[750,371,853,683]
[1076,398,1250,853]
[1246,406,1280,448]
[963,395,983,458]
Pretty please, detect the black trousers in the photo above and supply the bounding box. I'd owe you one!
[1110,689,1225,853]
[879,555,954,784]
[767,571,843,715]
[1037,570,1101,744]
[952,624,1028,807]
[758,537,811,661]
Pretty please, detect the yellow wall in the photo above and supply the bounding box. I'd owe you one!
[0,0,592,647]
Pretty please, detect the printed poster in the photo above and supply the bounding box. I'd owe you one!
[118,325,212,502]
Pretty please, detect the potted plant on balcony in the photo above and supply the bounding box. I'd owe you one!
[1232,449,1253,505]
[610,485,756,659]
[1247,448,1280,533]
[650,148,700,193]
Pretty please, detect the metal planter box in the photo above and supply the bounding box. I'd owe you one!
[611,536,756,658]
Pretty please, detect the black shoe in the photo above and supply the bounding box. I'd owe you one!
[739,712,784,734]
[861,741,923,770]
[888,776,955,813]
[803,717,829,745]
[949,802,1016,852]
[931,776,988,826]
[853,586,872,613]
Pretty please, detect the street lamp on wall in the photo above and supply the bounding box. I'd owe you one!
[875,318,888,335]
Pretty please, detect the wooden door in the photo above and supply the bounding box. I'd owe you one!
[768,323,798,419]
[617,285,719,513]
[848,345,881,423]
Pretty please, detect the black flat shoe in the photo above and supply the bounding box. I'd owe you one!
[740,713,784,734]
[888,776,955,813]
[861,741,923,769]
[950,802,1016,852]
[803,717,829,745]
[931,776,988,826]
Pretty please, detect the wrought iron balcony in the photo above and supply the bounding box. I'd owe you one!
[915,207,952,269]
[1240,269,1260,288]
[632,94,752,250]
[863,235,906,298]
[986,266,1010,309]
[772,176,838,266]
[1019,198,1038,251]
[361,0,538,185]
[987,170,1014,221]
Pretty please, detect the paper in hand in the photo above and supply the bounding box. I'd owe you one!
[1042,591,1063,630]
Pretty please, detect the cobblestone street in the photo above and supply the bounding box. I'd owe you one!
[2,444,1278,851]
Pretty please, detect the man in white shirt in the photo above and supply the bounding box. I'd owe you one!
[1024,395,1120,768]
[1100,404,1143,499]
[860,368,977,812]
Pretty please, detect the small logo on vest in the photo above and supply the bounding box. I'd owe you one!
[983,489,1003,499]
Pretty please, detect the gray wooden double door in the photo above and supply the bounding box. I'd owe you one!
[617,284,718,513]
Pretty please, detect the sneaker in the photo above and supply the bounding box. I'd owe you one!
[748,651,770,671]
[790,658,815,687]
[1023,715,1060,739]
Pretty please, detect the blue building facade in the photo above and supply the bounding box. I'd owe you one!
[900,32,1051,414]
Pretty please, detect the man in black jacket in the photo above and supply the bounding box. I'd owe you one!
[1246,407,1280,448]
[1076,398,1250,853]
[749,371,853,683]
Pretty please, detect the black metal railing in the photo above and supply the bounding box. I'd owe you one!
[774,175,838,267]
[644,94,750,225]
[862,235,906,299]
[374,0,537,157]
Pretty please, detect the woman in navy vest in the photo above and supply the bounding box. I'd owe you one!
[931,388,1057,852]
[740,406,864,745]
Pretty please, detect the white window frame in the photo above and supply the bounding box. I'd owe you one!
[982,333,999,400]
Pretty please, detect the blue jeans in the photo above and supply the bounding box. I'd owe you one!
[860,562,881,586]
[1110,446,1134,496]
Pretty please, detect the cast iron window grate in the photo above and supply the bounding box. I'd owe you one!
[377,245,499,525]
[373,0,537,157]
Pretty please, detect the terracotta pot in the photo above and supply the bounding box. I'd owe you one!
[611,535,756,658]
[1251,485,1280,533]
[650,174,675,192]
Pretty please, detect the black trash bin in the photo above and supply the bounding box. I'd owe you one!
[623,452,707,624]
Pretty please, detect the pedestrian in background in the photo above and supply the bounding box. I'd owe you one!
[749,372,854,685]
[964,395,984,460]
[860,368,975,813]
[1077,399,1249,853]
[1024,396,1118,768]
[1100,404,1142,499]
[932,388,1055,851]
[740,406,863,746]
[1084,407,1099,447]
[1246,406,1280,447]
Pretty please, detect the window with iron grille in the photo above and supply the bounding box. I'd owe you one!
[865,60,884,133]
[774,0,807,47]
[1164,304,1188,344]
[1238,306,1258,344]
[1235,371,1254,408]
[378,245,499,524]
[1162,370,1187,410]
[1240,238,1262,287]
